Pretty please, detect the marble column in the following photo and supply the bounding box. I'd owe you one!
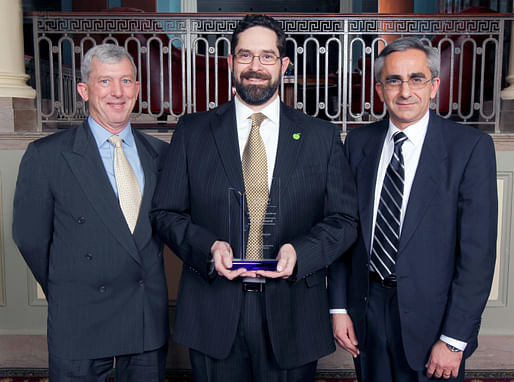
[0,0,36,133]
[0,0,35,99]
[501,20,514,100]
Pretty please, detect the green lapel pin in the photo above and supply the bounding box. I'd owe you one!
[292,133,301,140]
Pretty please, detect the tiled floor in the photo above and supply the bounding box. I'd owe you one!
[1,335,513,370]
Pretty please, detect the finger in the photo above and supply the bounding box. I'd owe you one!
[434,368,444,379]
[425,362,435,378]
[281,257,295,278]
[334,336,359,358]
[276,256,288,273]
[255,270,281,278]
[222,254,233,269]
[339,336,359,357]
[347,324,359,347]
[222,267,246,280]
[240,270,257,278]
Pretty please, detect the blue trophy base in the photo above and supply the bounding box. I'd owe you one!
[230,259,278,271]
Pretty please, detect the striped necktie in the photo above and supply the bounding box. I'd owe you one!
[242,112,268,260]
[370,131,408,279]
[109,135,142,234]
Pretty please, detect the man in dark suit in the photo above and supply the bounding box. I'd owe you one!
[13,44,169,381]
[151,14,358,382]
[328,37,497,381]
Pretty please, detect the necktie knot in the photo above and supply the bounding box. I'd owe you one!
[108,135,123,148]
[393,131,407,147]
[250,112,266,129]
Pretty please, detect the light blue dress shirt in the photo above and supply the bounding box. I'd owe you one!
[88,116,145,198]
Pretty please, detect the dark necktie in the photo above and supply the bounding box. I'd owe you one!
[242,112,268,260]
[370,131,408,279]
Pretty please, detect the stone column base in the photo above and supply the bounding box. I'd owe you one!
[0,97,37,133]
[0,72,36,99]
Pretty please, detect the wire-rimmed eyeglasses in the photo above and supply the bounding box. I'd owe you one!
[234,52,281,65]
[380,77,434,90]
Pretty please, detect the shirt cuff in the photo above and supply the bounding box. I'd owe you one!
[329,309,348,314]
[440,335,467,351]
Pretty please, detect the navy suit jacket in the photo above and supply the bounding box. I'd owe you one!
[151,100,358,368]
[13,121,170,359]
[328,112,497,370]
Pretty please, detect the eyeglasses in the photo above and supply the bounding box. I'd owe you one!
[380,77,434,90]
[234,52,281,65]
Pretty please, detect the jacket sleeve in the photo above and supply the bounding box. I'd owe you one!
[290,124,359,280]
[12,143,54,295]
[442,133,498,343]
[151,119,218,280]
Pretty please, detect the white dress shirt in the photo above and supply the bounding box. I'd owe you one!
[234,95,280,191]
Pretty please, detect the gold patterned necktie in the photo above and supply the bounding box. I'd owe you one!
[108,135,142,234]
[242,112,269,260]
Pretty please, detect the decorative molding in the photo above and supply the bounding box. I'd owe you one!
[1,367,514,379]
[1,132,514,150]
[488,172,513,308]
[0,173,5,306]
[27,272,47,307]
[0,132,173,150]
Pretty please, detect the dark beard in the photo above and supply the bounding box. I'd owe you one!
[234,71,280,106]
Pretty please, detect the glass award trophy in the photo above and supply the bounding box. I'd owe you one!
[228,180,279,271]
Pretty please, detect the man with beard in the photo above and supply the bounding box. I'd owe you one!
[151,14,358,382]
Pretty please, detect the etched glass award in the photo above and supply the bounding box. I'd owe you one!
[228,179,279,271]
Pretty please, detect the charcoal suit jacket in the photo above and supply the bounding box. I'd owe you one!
[151,100,358,368]
[328,112,497,370]
[13,121,170,360]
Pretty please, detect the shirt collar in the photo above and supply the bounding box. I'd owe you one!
[234,95,281,127]
[387,110,430,148]
[88,116,135,148]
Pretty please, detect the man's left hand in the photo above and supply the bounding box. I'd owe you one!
[425,340,463,379]
[256,243,297,279]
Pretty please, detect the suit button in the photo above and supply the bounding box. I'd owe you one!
[77,216,86,224]
[139,280,144,287]
[99,286,105,293]
[85,253,93,260]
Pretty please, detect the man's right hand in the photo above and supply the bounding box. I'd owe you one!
[211,240,247,280]
[332,313,360,358]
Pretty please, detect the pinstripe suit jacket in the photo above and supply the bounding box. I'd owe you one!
[13,121,170,359]
[151,100,358,368]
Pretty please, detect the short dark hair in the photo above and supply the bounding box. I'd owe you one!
[374,37,440,82]
[231,14,286,57]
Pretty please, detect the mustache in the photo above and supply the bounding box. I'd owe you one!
[240,70,272,81]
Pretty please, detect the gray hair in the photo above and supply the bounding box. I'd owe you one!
[81,44,137,84]
[374,37,440,82]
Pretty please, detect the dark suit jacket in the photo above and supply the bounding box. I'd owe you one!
[151,100,358,368]
[328,112,497,370]
[13,121,170,360]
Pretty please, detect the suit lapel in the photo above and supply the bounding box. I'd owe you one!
[357,123,388,255]
[399,114,447,253]
[210,101,245,193]
[270,104,304,198]
[132,130,159,250]
[62,122,142,265]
